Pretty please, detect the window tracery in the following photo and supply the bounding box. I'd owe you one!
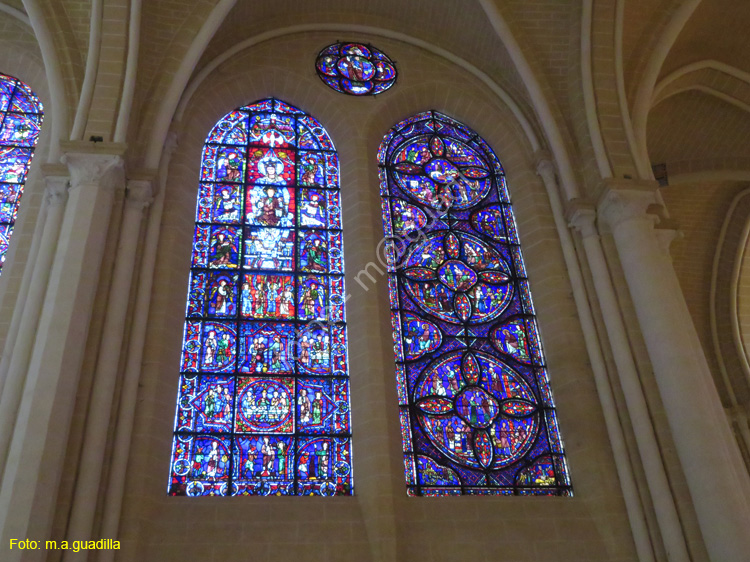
[378,111,571,495]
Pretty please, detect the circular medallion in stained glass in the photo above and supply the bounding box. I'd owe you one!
[413,350,540,470]
[316,42,397,96]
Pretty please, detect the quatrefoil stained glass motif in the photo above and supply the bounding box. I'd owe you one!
[378,111,571,496]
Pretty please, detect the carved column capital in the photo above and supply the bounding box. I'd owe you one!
[566,199,598,239]
[164,129,179,157]
[533,151,556,182]
[41,163,69,207]
[597,180,660,230]
[62,153,124,191]
[60,141,127,192]
[654,228,682,257]
[125,178,154,211]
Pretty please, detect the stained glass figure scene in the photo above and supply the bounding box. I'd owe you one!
[316,42,397,96]
[379,111,571,496]
[170,98,352,496]
[0,73,43,274]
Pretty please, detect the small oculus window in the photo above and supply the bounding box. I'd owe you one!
[316,42,397,96]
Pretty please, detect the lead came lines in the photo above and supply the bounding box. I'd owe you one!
[379,111,571,496]
[169,99,353,497]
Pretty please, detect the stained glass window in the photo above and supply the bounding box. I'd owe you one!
[316,42,397,96]
[378,111,572,496]
[169,98,353,496]
[0,73,43,274]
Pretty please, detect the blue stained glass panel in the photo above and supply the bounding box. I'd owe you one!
[0,113,41,146]
[238,321,296,375]
[170,98,352,496]
[206,110,248,145]
[196,183,243,224]
[0,80,13,112]
[0,74,43,273]
[379,111,571,495]
[0,148,32,183]
[0,183,23,222]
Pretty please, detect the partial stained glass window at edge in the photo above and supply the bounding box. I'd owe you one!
[169,98,353,497]
[0,73,44,274]
[378,111,572,496]
[316,42,397,96]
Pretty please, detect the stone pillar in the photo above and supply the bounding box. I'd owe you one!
[98,142,175,556]
[599,182,750,562]
[0,165,56,398]
[535,158,655,562]
[0,143,125,561]
[64,178,153,553]
[569,203,689,562]
[0,167,69,480]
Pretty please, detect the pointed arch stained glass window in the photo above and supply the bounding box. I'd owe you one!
[169,98,353,496]
[378,111,571,496]
[0,73,43,274]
